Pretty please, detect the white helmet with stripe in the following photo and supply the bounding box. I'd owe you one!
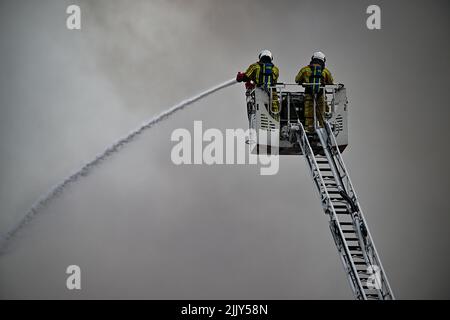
[312,51,326,62]
[258,49,273,62]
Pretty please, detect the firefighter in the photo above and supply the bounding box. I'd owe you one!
[295,51,334,133]
[236,50,280,119]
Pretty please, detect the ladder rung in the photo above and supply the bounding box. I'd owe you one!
[340,222,353,226]
[357,270,371,280]
[353,261,366,265]
[345,237,359,241]
[333,205,349,210]
[342,230,355,233]
[362,286,379,291]
[348,246,362,251]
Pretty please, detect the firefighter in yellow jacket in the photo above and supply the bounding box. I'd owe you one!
[236,50,280,119]
[295,51,333,133]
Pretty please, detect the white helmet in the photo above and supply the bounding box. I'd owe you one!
[312,51,326,62]
[258,49,273,61]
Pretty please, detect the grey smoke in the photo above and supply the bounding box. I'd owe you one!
[0,78,237,252]
[1,0,450,299]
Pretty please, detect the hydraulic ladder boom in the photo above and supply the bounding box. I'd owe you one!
[294,121,395,300]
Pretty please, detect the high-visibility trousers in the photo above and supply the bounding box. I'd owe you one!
[269,88,280,121]
[304,93,328,132]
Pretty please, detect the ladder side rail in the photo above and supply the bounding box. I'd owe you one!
[318,124,385,299]
[315,128,347,193]
[323,121,391,299]
[314,128,369,300]
[313,88,348,194]
[305,85,391,299]
[295,123,367,300]
[323,121,391,298]
[315,86,391,299]
[316,127,380,299]
[323,121,395,299]
[297,129,334,214]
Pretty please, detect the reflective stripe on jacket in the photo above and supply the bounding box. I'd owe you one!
[245,62,279,87]
[295,64,333,93]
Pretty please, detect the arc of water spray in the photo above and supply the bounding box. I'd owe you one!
[1,78,237,252]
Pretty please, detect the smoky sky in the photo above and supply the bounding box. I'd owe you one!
[0,0,449,299]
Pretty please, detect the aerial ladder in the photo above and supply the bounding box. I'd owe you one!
[246,83,395,300]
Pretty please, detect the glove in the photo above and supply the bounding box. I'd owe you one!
[245,81,255,90]
[236,72,245,82]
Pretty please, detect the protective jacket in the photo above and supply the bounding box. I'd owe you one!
[244,62,279,88]
[295,64,333,93]
[295,64,333,132]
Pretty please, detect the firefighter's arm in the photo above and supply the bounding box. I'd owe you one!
[273,66,280,84]
[244,63,259,82]
[237,63,257,83]
[295,69,305,84]
[324,68,334,85]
